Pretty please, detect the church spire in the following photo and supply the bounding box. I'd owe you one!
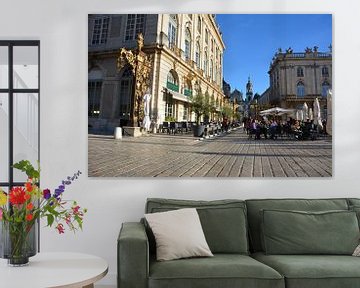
[246,76,253,102]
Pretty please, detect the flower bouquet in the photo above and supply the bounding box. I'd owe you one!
[0,160,87,266]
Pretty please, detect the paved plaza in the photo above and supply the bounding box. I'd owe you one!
[88,129,332,177]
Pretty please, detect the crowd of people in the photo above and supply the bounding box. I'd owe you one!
[243,117,327,140]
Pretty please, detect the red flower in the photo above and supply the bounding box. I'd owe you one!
[26,203,34,210]
[56,223,65,234]
[24,193,31,201]
[26,214,33,221]
[9,187,26,205]
[25,182,33,192]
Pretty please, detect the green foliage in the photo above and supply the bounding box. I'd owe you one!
[12,160,40,181]
[190,90,211,124]
[164,115,176,122]
[221,102,234,119]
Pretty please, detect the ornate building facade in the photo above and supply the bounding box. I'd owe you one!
[88,14,225,132]
[267,46,332,117]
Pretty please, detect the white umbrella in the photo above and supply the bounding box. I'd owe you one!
[313,97,323,129]
[308,108,313,120]
[299,110,304,121]
[302,102,308,120]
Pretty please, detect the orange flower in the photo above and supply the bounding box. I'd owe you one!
[26,203,34,210]
[26,214,33,221]
[24,193,31,200]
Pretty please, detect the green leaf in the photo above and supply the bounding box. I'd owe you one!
[47,214,55,227]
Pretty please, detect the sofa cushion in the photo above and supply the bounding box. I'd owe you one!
[252,252,360,288]
[246,198,349,252]
[146,198,249,254]
[145,208,213,261]
[349,205,360,228]
[149,254,284,288]
[347,198,360,207]
[261,209,359,255]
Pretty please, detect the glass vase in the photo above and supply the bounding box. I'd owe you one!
[0,220,37,266]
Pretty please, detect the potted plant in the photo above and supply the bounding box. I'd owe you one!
[190,90,210,137]
[0,160,86,266]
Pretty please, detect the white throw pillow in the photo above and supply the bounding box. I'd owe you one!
[145,208,213,261]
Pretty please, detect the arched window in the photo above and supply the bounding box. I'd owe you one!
[296,81,305,97]
[168,14,177,48]
[119,66,134,119]
[197,16,201,33]
[215,64,219,84]
[184,28,191,61]
[195,42,201,69]
[184,80,192,96]
[204,51,208,75]
[210,59,213,80]
[322,81,330,97]
[322,66,329,77]
[297,67,304,77]
[166,70,179,92]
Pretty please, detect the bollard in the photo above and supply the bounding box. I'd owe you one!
[114,127,122,139]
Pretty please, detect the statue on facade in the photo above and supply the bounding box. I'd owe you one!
[143,89,151,132]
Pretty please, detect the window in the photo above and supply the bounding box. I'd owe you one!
[119,67,133,119]
[297,67,304,77]
[195,42,201,68]
[92,16,110,45]
[168,14,177,48]
[211,39,214,52]
[188,14,192,20]
[297,82,305,97]
[0,40,40,189]
[197,16,201,33]
[88,81,102,117]
[184,28,191,61]
[322,66,329,77]
[125,14,145,41]
[205,29,209,44]
[184,80,192,97]
[204,51,208,75]
[215,64,219,84]
[210,59,213,80]
[166,70,179,92]
[322,81,330,97]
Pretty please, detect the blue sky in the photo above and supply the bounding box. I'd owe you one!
[216,14,332,97]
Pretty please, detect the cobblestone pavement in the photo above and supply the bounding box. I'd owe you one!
[88,128,332,177]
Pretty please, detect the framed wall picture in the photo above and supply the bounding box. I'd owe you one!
[88,14,332,177]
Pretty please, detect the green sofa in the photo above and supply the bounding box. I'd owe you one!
[118,198,360,288]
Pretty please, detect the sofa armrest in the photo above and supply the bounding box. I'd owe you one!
[118,222,149,288]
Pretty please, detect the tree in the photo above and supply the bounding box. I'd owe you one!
[190,90,211,124]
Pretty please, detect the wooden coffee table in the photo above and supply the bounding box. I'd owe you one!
[0,252,108,288]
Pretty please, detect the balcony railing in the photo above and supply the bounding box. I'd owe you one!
[184,88,192,97]
[166,81,179,92]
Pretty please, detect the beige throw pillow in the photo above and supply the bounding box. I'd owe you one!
[145,208,213,261]
[353,244,360,256]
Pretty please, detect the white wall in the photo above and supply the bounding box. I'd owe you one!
[1,0,360,286]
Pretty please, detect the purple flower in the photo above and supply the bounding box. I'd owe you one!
[43,189,51,200]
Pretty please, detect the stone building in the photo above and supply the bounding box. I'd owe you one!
[267,46,332,117]
[88,14,226,132]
